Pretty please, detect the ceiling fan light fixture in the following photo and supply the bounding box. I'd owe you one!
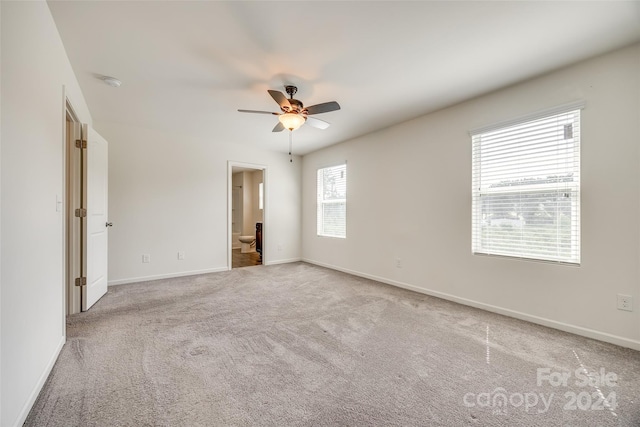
[278,113,305,131]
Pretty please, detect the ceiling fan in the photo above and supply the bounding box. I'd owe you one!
[238,85,340,132]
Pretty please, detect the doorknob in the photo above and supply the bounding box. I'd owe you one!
[106,222,113,227]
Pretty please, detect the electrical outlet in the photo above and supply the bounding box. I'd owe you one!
[178,251,185,260]
[395,258,402,268]
[142,254,151,263]
[617,294,633,312]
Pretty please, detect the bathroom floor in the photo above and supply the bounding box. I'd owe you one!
[232,248,261,268]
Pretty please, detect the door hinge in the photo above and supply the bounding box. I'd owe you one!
[75,139,87,149]
[75,277,87,287]
[75,208,87,218]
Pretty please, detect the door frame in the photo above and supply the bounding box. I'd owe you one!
[227,161,267,269]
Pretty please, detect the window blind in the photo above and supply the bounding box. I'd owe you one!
[471,108,581,264]
[317,164,347,238]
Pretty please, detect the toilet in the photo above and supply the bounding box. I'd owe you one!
[238,235,255,253]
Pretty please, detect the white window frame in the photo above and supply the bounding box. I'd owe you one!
[317,163,347,238]
[471,103,583,264]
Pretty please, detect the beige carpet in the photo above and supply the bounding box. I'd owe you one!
[26,262,640,426]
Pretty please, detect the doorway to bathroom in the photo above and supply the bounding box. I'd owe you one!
[228,162,266,269]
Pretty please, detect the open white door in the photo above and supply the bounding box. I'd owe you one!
[82,125,109,310]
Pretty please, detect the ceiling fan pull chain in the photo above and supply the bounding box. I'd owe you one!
[289,131,293,163]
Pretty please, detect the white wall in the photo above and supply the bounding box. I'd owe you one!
[241,171,254,237]
[0,5,2,425]
[0,2,93,425]
[240,170,264,238]
[302,43,640,350]
[231,172,243,235]
[1,4,3,423]
[251,171,264,226]
[99,121,301,284]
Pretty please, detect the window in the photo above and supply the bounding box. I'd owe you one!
[471,106,581,264]
[317,164,347,238]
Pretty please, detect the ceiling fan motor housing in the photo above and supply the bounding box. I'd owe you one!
[286,99,305,114]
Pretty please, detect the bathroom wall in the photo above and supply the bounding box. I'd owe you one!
[241,171,254,237]
[232,172,242,234]
[232,170,264,248]
[251,171,264,228]
[233,170,263,236]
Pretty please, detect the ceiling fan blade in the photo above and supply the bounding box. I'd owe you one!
[305,101,340,115]
[305,116,330,130]
[272,122,285,132]
[238,109,278,115]
[268,90,291,110]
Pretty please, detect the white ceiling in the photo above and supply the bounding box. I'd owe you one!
[48,1,640,155]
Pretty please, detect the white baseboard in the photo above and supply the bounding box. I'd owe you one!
[108,260,304,286]
[265,257,302,266]
[302,258,640,352]
[12,335,65,427]
[108,267,229,286]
